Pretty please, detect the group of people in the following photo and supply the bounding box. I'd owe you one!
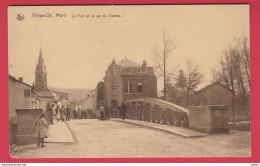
[54,104,72,122]
[34,103,72,148]
[34,102,129,148]
[72,107,88,120]
[97,104,110,121]
[97,103,127,121]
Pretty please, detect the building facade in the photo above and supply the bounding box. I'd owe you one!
[9,75,34,124]
[103,57,157,108]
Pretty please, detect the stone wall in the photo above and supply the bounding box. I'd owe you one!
[187,105,229,133]
[15,109,43,145]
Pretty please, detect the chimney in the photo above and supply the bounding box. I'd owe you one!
[18,77,23,82]
[142,60,147,67]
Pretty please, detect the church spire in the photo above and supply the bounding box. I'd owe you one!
[35,44,48,91]
[35,44,46,73]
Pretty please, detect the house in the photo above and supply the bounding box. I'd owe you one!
[103,57,157,108]
[9,75,34,124]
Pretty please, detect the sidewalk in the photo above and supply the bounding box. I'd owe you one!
[45,121,74,143]
[111,118,207,138]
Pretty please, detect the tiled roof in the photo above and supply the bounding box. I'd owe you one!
[8,75,32,87]
[119,57,140,67]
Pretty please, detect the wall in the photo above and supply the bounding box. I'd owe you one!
[9,79,33,124]
[187,105,229,133]
[15,109,43,145]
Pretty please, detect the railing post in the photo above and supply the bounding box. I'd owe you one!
[156,110,160,124]
[152,107,155,123]
[169,111,173,125]
[162,110,167,124]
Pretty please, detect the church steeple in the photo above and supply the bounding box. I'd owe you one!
[35,45,47,91]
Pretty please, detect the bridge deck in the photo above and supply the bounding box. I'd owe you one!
[111,118,207,138]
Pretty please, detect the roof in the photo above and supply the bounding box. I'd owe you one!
[37,90,58,97]
[119,57,141,67]
[193,82,233,95]
[9,75,32,88]
[60,99,70,104]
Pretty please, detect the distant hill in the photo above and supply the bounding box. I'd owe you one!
[48,86,93,101]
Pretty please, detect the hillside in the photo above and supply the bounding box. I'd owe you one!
[48,86,93,101]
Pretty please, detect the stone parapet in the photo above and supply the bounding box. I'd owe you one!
[187,105,229,134]
[15,109,43,145]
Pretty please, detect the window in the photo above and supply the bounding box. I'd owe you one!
[137,102,143,109]
[112,84,117,93]
[24,89,31,98]
[136,68,141,73]
[125,81,132,93]
[112,68,116,77]
[137,83,142,93]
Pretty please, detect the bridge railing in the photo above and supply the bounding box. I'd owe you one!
[125,98,189,128]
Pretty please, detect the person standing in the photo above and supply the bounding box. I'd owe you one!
[55,105,60,122]
[120,103,127,121]
[34,113,48,148]
[66,105,71,121]
[49,104,54,125]
[73,109,76,119]
[77,107,81,120]
[99,104,105,121]
[60,105,65,121]
[105,106,110,120]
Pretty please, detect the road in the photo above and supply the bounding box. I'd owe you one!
[12,119,251,158]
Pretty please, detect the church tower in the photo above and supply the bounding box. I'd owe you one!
[35,46,47,91]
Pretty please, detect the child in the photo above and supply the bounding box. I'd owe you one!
[34,113,48,148]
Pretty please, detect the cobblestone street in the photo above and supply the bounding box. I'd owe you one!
[12,119,251,158]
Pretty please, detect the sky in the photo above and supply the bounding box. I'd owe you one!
[8,5,249,91]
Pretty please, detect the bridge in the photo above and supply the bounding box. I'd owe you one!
[109,98,229,134]
[12,98,240,158]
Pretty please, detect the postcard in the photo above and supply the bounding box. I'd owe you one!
[8,5,250,158]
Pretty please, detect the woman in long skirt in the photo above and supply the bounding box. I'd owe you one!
[56,105,60,122]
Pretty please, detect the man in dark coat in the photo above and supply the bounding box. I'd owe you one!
[49,104,54,124]
[120,103,127,121]
[66,105,71,121]
[104,106,110,120]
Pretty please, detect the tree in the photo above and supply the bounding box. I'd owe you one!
[185,60,203,106]
[152,32,177,100]
[175,69,187,106]
[176,69,187,91]
[214,35,250,124]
